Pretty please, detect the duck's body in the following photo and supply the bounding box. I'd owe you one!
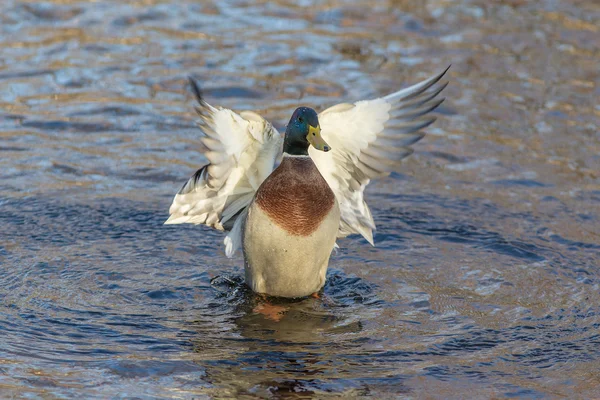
[243,155,340,297]
[165,67,450,298]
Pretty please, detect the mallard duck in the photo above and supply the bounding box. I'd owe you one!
[166,67,450,298]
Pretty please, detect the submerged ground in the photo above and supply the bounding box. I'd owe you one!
[1,0,599,398]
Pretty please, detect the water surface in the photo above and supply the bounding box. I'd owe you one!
[1,0,599,398]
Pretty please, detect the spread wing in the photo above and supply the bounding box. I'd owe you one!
[309,66,450,245]
[165,78,282,257]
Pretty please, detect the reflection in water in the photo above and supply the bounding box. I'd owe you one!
[213,274,367,343]
[1,0,599,398]
[189,274,377,398]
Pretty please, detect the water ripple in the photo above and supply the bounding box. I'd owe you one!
[1,0,599,397]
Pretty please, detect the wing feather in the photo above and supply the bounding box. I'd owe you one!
[311,67,450,245]
[165,78,282,257]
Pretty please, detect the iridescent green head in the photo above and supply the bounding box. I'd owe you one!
[283,107,331,156]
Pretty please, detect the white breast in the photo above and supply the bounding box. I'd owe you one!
[242,199,340,298]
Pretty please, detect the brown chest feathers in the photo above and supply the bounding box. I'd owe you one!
[254,156,336,236]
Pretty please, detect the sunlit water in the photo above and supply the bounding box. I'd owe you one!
[1,0,599,398]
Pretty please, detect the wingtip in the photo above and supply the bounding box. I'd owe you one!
[434,97,446,110]
[384,65,451,102]
[164,215,188,225]
[188,76,205,106]
[361,229,375,246]
[436,65,451,85]
[429,65,451,88]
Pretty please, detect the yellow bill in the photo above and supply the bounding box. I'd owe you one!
[307,125,331,152]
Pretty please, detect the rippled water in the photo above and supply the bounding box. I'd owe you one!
[1,0,599,398]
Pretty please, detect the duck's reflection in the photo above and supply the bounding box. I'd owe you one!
[189,274,373,397]
[233,294,362,343]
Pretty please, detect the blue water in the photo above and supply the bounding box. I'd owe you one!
[1,0,599,398]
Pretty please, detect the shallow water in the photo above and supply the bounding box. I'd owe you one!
[1,0,599,398]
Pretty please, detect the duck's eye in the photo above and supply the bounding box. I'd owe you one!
[298,117,303,123]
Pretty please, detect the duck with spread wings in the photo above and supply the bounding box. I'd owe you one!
[165,66,450,298]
